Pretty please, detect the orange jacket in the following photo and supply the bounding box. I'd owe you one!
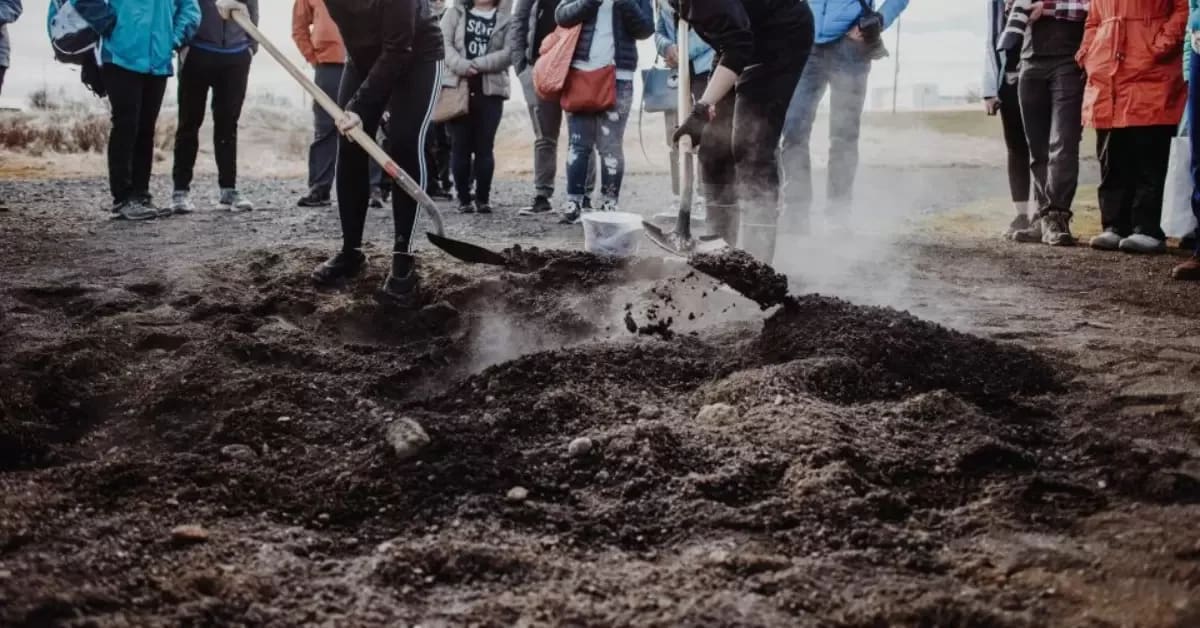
[1078,0,1189,129]
[292,0,346,65]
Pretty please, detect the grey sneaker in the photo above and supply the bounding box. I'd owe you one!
[112,199,159,221]
[1118,233,1166,254]
[219,188,253,212]
[558,200,582,225]
[1089,229,1122,251]
[171,191,196,214]
[1011,217,1043,243]
[1041,211,1075,246]
[1003,214,1031,239]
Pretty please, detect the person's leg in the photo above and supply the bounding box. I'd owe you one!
[103,64,144,206]
[564,111,598,220]
[1019,61,1052,215]
[521,68,554,201]
[596,80,635,206]
[1095,128,1133,236]
[472,95,504,207]
[434,123,452,189]
[334,60,383,252]
[0,66,7,96]
[1190,49,1200,248]
[1129,125,1174,241]
[779,44,830,230]
[172,52,210,194]
[211,50,251,195]
[698,89,738,242]
[132,73,168,203]
[735,64,806,263]
[998,79,1031,208]
[448,116,474,207]
[308,64,343,199]
[1044,58,1084,215]
[825,38,872,219]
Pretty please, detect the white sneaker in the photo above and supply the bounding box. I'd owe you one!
[1088,229,1122,251]
[171,191,195,214]
[558,200,582,224]
[219,188,254,212]
[1118,233,1166,254]
[599,199,619,212]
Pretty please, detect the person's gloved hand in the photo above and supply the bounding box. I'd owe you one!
[672,102,714,147]
[337,111,362,135]
[216,0,249,20]
[1192,31,1200,55]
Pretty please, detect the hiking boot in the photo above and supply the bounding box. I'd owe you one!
[1089,229,1122,251]
[559,200,582,225]
[1010,217,1043,243]
[458,201,476,214]
[1041,211,1074,246]
[476,203,493,214]
[112,199,159,221]
[1171,254,1200,280]
[312,249,366,285]
[369,188,384,208]
[518,195,553,216]
[1003,214,1031,239]
[171,190,196,214]
[219,189,253,212]
[1118,233,1166,254]
[298,190,332,207]
[376,253,420,308]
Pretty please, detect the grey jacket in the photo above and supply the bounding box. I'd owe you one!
[508,0,540,73]
[441,1,513,98]
[0,0,22,68]
[190,0,259,54]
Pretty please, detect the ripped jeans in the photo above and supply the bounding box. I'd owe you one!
[566,79,634,205]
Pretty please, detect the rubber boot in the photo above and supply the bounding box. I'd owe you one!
[703,184,740,245]
[741,205,779,265]
[376,252,420,309]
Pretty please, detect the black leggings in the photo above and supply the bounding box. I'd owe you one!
[998,78,1031,204]
[104,64,168,204]
[173,48,252,191]
[448,93,504,205]
[336,59,441,253]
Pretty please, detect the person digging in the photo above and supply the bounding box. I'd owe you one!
[669,0,814,265]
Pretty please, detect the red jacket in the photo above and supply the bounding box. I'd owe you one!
[292,0,346,65]
[1078,0,1189,129]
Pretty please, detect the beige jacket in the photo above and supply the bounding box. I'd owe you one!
[440,1,513,99]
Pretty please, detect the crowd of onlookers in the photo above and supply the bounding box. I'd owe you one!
[985,0,1200,280]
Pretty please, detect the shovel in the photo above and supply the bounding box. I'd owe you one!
[227,9,509,267]
[642,19,730,257]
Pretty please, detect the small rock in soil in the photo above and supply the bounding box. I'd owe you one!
[696,403,739,425]
[220,444,257,462]
[568,437,594,458]
[385,417,430,461]
[171,525,210,544]
[507,486,529,503]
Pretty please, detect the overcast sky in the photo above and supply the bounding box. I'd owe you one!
[5,1,984,108]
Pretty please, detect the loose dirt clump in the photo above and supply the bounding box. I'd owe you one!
[689,249,790,309]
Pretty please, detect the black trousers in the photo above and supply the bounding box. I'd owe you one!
[1097,125,1174,239]
[103,64,168,204]
[173,48,252,191]
[336,58,440,253]
[999,78,1031,204]
[1019,56,1083,215]
[426,122,452,189]
[448,93,504,205]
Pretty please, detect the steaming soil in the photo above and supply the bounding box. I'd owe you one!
[1,175,1198,626]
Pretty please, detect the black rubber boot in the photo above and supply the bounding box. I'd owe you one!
[376,253,420,309]
[312,249,366,286]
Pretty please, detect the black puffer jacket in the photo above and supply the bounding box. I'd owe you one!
[671,0,813,74]
[191,0,258,54]
[325,0,445,115]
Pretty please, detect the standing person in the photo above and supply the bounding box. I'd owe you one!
[1078,0,1187,255]
[984,0,1034,238]
[671,0,814,263]
[425,0,454,200]
[0,0,20,96]
[656,1,714,208]
[1001,0,1087,246]
[1175,0,1200,278]
[73,0,201,220]
[555,0,655,224]
[440,0,512,215]
[293,0,347,208]
[509,0,595,215]
[780,0,908,235]
[171,0,258,214]
[312,0,444,308]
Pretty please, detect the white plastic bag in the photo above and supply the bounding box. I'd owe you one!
[1162,136,1199,238]
[581,212,642,258]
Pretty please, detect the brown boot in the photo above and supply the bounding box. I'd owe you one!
[1171,254,1200,280]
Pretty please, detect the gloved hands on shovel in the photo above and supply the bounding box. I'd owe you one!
[672,101,715,147]
[215,0,249,19]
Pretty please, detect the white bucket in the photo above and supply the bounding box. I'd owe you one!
[581,211,643,258]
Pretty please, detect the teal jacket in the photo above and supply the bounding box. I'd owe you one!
[1188,0,1199,79]
[72,0,201,76]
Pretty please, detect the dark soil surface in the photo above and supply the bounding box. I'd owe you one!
[1,174,1198,627]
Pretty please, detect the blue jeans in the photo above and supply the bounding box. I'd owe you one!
[1190,49,1200,251]
[780,37,872,218]
[566,79,634,204]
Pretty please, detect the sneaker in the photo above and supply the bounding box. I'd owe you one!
[380,185,392,203]
[1171,254,1200,280]
[599,199,619,212]
[1011,217,1044,243]
[219,189,253,212]
[376,254,420,308]
[1041,212,1074,246]
[458,201,476,214]
[1118,233,1166,254]
[312,249,367,285]
[298,191,332,207]
[112,199,159,221]
[518,195,553,216]
[171,191,196,214]
[429,186,452,200]
[476,203,493,214]
[1089,229,1123,251]
[582,196,593,210]
[559,200,582,225]
[369,188,384,208]
[1003,214,1031,239]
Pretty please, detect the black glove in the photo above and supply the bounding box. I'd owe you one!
[672,102,714,147]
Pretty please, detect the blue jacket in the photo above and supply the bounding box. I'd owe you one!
[0,0,21,68]
[654,3,714,75]
[556,0,653,74]
[811,0,907,45]
[1187,0,1199,79]
[72,0,201,76]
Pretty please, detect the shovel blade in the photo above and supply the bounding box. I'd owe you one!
[426,232,509,266]
[643,221,729,257]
